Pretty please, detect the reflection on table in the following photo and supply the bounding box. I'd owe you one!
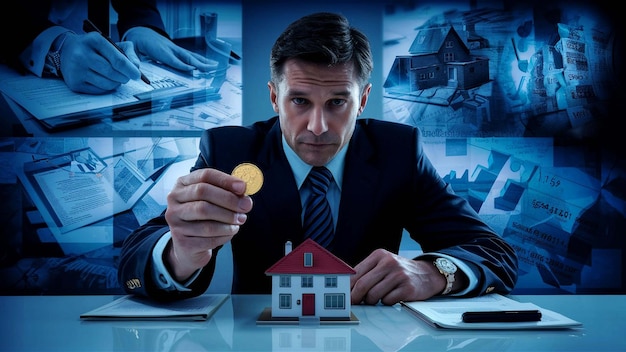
[1,294,624,351]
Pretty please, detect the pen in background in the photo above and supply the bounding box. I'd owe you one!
[82,19,151,85]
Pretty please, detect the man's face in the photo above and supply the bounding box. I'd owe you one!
[269,58,371,167]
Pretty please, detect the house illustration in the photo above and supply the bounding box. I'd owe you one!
[262,239,357,324]
[384,25,490,93]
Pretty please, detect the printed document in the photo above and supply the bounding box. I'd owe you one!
[0,61,220,130]
[18,146,175,234]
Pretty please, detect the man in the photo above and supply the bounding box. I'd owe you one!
[0,0,216,94]
[119,12,518,305]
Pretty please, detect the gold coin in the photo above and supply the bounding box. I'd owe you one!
[231,163,263,195]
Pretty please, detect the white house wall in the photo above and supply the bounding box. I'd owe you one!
[270,274,352,318]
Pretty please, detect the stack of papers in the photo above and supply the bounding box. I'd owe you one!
[80,294,229,321]
[400,293,582,329]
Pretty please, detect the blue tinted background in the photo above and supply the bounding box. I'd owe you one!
[0,0,623,295]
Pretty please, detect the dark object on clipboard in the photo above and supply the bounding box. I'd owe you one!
[462,310,542,323]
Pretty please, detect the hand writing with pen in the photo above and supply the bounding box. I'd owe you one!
[57,24,218,95]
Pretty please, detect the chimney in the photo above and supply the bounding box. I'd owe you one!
[284,241,292,255]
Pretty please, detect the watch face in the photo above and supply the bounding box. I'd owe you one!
[436,258,457,273]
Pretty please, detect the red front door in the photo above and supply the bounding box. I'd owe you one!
[302,294,315,316]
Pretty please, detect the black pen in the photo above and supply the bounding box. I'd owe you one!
[462,310,542,323]
[82,19,151,85]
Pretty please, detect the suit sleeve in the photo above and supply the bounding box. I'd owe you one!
[0,1,54,72]
[408,133,519,296]
[0,0,168,72]
[112,0,169,39]
[118,131,217,301]
[117,213,218,301]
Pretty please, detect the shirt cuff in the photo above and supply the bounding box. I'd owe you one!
[152,231,202,291]
[19,26,73,77]
[418,252,477,296]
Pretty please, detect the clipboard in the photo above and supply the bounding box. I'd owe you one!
[18,145,176,234]
[80,294,229,321]
[400,293,582,330]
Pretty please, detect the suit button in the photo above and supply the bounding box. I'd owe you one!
[126,278,142,289]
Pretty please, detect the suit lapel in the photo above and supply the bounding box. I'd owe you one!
[253,121,303,244]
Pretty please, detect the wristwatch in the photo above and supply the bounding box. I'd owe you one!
[433,257,457,295]
[48,50,62,77]
[44,33,69,78]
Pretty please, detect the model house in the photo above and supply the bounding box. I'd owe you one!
[384,25,490,93]
[264,239,356,322]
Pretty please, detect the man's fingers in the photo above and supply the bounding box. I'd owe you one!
[117,41,142,67]
[171,169,251,212]
[168,198,248,225]
[172,219,240,241]
[179,168,247,195]
[86,33,140,80]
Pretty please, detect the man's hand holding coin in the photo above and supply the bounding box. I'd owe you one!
[164,166,261,282]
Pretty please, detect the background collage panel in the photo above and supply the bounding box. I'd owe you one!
[0,0,242,137]
[0,136,236,294]
[383,0,624,293]
[1,0,624,295]
[0,0,242,294]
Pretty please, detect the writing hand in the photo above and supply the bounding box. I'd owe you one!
[125,27,219,73]
[164,168,253,281]
[60,32,143,94]
[350,249,446,305]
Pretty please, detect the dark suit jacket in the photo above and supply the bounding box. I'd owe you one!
[119,117,518,300]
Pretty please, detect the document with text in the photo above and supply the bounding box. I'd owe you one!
[80,294,229,321]
[401,293,582,329]
[0,61,221,131]
[18,145,176,234]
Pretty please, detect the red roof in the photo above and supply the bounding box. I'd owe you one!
[265,239,356,275]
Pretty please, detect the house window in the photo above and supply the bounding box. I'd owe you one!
[324,293,345,309]
[279,275,291,288]
[279,294,291,309]
[325,276,337,288]
[419,73,426,80]
[278,332,292,348]
[428,72,435,79]
[445,40,454,48]
[304,252,313,267]
[301,275,313,288]
[324,337,347,351]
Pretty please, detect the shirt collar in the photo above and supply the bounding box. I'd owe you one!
[282,135,346,191]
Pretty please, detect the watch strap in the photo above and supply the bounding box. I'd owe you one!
[433,257,456,295]
[44,33,69,78]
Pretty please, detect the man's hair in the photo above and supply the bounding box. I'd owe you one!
[270,12,373,89]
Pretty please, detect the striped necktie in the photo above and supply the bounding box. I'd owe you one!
[302,166,334,248]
